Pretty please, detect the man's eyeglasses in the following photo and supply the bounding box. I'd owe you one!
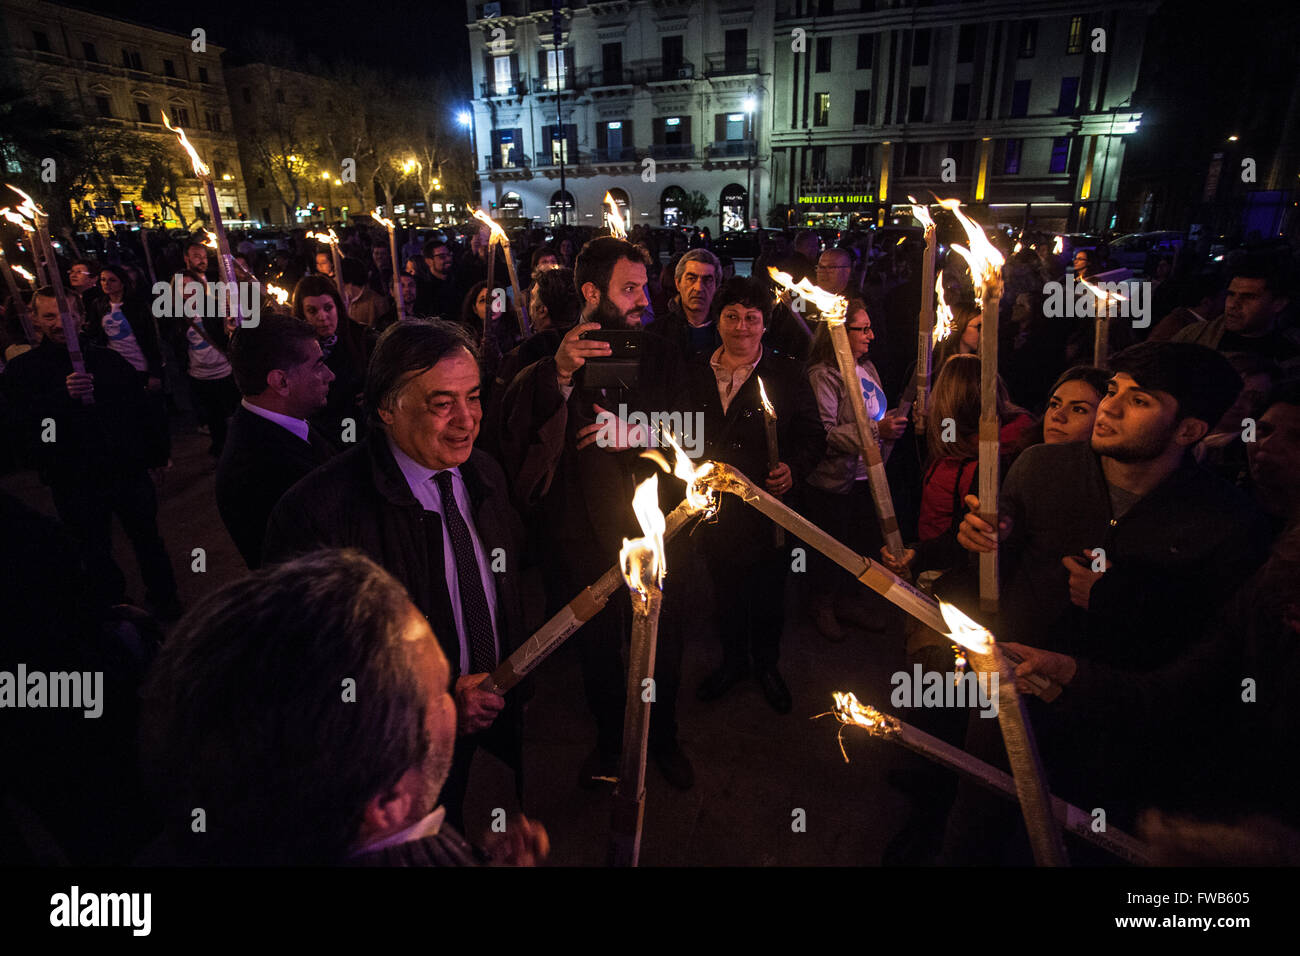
[845,325,871,334]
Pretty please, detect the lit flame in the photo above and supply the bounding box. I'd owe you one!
[643,430,719,517]
[1013,241,1023,255]
[933,272,954,345]
[757,376,776,420]
[12,264,34,282]
[370,208,395,232]
[202,229,218,250]
[0,207,35,232]
[1078,275,1128,306]
[1052,235,1064,255]
[265,283,289,305]
[767,267,846,324]
[603,192,627,239]
[160,111,211,179]
[5,184,41,222]
[816,691,902,762]
[306,228,340,246]
[908,196,935,235]
[619,475,667,600]
[936,199,1003,309]
[468,206,507,244]
[938,601,993,656]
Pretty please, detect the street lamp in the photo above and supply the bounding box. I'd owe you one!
[320,171,331,223]
[744,94,757,231]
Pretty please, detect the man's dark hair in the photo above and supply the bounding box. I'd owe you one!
[573,236,647,299]
[139,549,430,864]
[422,238,450,259]
[530,244,558,271]
[184,240,208,254]
[1228,252,1291,299]
[532,266,580,329]
[1049,365,1113,401]
[365,318,480,422]
[713,275,773,325]
[340,256,368,287]
[1109,341,1244,428]
[228,314,319,396]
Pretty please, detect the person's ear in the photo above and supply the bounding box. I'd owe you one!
[377,402,396,428]
[356,771,419,844]
[1175,416,1210,446]
[581,281,600,306]
[266,369,291,396]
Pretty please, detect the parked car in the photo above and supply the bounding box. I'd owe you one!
[1108,231,1185,274]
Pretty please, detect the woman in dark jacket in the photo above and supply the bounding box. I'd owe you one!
[293,275,367,445]
[686,277,825,713]
[88,265,165,388]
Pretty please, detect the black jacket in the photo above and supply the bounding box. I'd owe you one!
[86,295,165,381]
[263,430,527,683]
[2,338,168,485]
[644,299,720,364]
[498,329,689,562]
[215,406,337,569]
[685,348,825,560]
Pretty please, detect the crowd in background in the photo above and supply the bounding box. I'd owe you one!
[1,214,1298,867]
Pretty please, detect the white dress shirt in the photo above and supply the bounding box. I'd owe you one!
[241,399,310,443]
[387,435,501,675]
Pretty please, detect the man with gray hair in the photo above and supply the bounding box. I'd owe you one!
[644,247,721,362]
[139,549,547,865]
[263,320,528,833]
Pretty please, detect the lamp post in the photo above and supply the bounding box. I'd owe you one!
[320,171,332,225]
[744,94,757,231]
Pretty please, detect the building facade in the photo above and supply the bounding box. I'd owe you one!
[466,0,776,233]
[770,0,1154,233]
[0,0,248,227]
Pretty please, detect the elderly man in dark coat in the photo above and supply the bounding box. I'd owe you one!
[263,320,528,833]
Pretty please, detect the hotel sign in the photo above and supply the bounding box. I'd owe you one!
[797,194,875,205]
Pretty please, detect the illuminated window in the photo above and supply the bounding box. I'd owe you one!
[1066,16,1084,55]
[814,92,830,126]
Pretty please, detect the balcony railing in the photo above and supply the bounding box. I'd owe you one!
[592,146,638,162]
[532,73,581,94]
[650,144,695,160]
[481,75,529,98]
[587,68,632,88]
[704,52,760,77]
[642,60,696,83]
[484,152,531,171]
[708,140,755,158]
[799,172,875,191]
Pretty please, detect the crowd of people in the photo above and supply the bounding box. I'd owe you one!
[1,214,1298,867]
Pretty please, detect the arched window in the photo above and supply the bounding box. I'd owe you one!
[549,190,575,226]
[660,186,687,227]
[500,191,524,216]
[720,183,747,233]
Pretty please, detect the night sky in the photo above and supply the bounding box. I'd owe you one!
[83,0,473,84]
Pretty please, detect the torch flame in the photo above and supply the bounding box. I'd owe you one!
[1078,276,1128,306]
[5,184,41,222]
[603,192,627,239]
[306,228,340,246]
[907,196,935,234]
[0,208,35,232]
[12,264,34,282]
[815,691,902,761]
[938,601,994,656]
[160,112,211,179]
[370,208,395,231]
[933,272,954,345]
[468,206,507,243]
[936,199,1003,307]
[265,283,290,305]
[619,475,667,600]
[767,267,847,324]
[1052,235,1064,256]
[202,229,218,250]
[757,376,776,419]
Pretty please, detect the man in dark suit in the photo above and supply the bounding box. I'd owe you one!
[216,315,338,569]
[263,320,528,833]
[685,277,825,712]
[498,236,696,790]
